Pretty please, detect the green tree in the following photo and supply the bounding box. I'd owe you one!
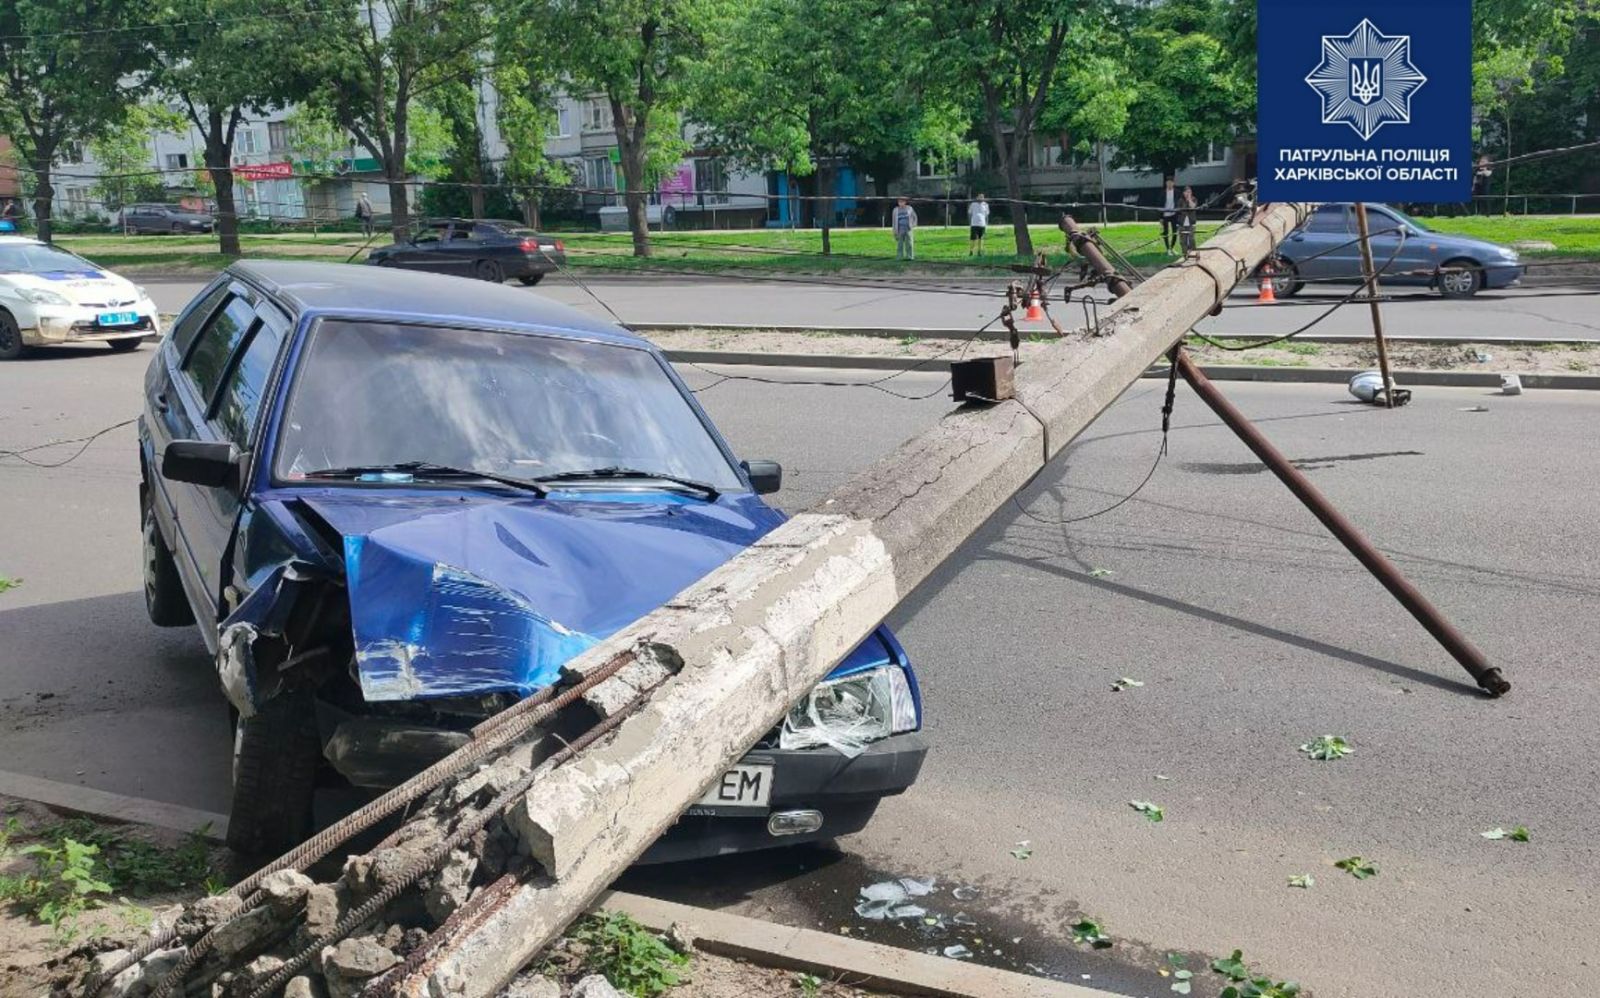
[1042,24,1137,223]
[90,104,185,221]
[493,51,580,229]
[150,0,344,255]
[534,0,717,257]
[1112,1,1249,181]
[318,0,488,240]
[1470,0,1587,201]
[694,0,928,254]
[0,0,147,241]
[921,0,1097,257]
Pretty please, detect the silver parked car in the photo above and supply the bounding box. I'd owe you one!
[1269,203,1523,299]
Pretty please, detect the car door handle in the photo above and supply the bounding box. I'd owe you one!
[154,392,170,413]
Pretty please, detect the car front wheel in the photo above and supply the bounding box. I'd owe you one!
[1438,259,1483,298]
[142,490,194,626]
[108,338,141,353]
[227,689,321,855]
[0,311,25,360]
[517,273,544,286]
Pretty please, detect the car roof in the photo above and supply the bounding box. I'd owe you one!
[228,260,642,347]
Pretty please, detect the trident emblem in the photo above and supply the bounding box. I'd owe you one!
[1350,59,1382,105]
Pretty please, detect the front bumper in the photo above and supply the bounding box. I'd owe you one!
[316,704,926,864]
[21,304,160,346]
[1485,263,1524,289]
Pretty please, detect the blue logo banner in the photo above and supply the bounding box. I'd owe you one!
[1257,0,1472,203]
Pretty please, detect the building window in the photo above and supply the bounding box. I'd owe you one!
[64,186,90,215]
[1030,138,1066,169]
[585,155,615,191]
[1193,140,1227,167]
[236,128,259,154]
[268,121,290,153]
[60,141,85,162]
[694,158,728,203]
[548,105,572,138]
[916,154,947,179]
[165,152,189,171]
[582,98,611,133]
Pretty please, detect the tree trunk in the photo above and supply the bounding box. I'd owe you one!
[1097,142,1109,226]
[614,111,651,257]
[981,84,1032,257]
[204,114,242,257]
[31,151,54,244]
[524,194,540,229]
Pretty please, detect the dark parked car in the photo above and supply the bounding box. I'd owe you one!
[366,218,567,285]
[1267,203,1523,298]
[119,203,215,235]
[139,261,925,859]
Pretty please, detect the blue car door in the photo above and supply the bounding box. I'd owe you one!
[160,287,280,637]
[1366,205,1433,286]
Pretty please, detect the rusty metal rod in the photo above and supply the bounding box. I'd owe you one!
[1352,203,1397,407]
[1173,349,1508,697]
[1061,215,1133,297]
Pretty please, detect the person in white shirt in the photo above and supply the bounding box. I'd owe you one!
[1160,177,1178,255]
[891,196,918,260]
[967,192,990,255]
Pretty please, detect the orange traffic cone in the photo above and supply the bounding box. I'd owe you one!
[1024,291,1045,321]
[1258,262,1278,304]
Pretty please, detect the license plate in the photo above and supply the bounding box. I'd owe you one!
[695,763,773,810]
[98,311,139,326]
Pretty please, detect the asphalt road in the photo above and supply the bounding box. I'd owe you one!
[3,346,1597,997]
[141,272,1600,343]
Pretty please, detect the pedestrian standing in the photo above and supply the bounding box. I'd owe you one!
[1159,176,1178,255]
[967,192,989,256]
[891,196,917,261]
[1473,155,1493,214]
[1178,186,1198,255]
[355,191,374,238]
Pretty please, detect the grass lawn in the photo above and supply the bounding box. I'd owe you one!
[55,214,1600,277]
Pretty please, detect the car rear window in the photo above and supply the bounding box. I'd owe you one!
[275,320,743,492]
[183,296,257,405]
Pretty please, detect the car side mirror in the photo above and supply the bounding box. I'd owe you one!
[163,440,242,490]
[741,459,782,495]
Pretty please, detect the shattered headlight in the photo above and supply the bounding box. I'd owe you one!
[16,287,71,306]
[779,666,918,757]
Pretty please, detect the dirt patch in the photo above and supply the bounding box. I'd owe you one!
[645,327,1600,378]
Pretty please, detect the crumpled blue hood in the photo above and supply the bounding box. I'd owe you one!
[300,490,792,701]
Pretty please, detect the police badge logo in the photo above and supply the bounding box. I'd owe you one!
[1305,18,1427,141]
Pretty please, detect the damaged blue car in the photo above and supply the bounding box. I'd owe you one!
[138,261,926,859]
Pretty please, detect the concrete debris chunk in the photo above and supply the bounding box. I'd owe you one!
[665,920,697,954]
[424,847,480,922]
[301,884,347,938]
[570,975,628,998]
[207,903,280,959]
[500,971,561,998]
[283,976,325,998]
[320,936,401,998]
[260,869,316,908]
[175,893,239,940]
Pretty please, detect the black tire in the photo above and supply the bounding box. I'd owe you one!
[476,259,504,283]
[170,222,183,234]
[227,689,321,855]
[1273,259,1303,297]
[0,311,23,361]
[108,338,141,353]
[142,489,194,627]
[516,273,544,286]
[1438,258,1483,299]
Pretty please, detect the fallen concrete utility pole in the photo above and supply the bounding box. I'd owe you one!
[382,203,1315,996]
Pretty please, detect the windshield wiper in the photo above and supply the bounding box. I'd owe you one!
[302,461,547,495]
[532,466,720,499]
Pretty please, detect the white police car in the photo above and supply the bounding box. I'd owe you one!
[0,236,160,359]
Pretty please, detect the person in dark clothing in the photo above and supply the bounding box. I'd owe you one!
[1159,177,1179,255]
[355,191,374,237]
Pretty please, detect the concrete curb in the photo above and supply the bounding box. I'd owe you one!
[598,890,1118,998]
[0,769,229,841]
[666,350,1600,390]
[646,321,1600,347]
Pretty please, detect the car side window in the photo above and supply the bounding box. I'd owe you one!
[1306,206,1350,233]
[211,307,288,448]
[182,295,257,407]
[170,282,230,356]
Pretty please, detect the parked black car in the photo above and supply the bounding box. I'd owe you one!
[366,218,567,285]
[119,203,215,234]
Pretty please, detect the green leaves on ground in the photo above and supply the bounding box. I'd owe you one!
[0,838,111,943]
[1221,981,1303,998]
[1129,800,1165,823]
[1070,919,1112,948]
[1298,735,1354,760]
[1335,856,1379,880]
[1286,874,1314,889]
[572,911,688,998]
[0,575,20,593]
[1170,969,1194,994]
[1089,567,1115,578]
[1481,826,1531,842]
[1010,840,1033,860]
[1211,950,1249,981]
[1110,677,1144,692]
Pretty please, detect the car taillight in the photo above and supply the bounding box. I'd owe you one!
[520,238,537,252]
[554,240,565,252]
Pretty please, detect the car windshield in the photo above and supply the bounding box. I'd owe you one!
[0,243,100,274]
[274,320,744,492]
